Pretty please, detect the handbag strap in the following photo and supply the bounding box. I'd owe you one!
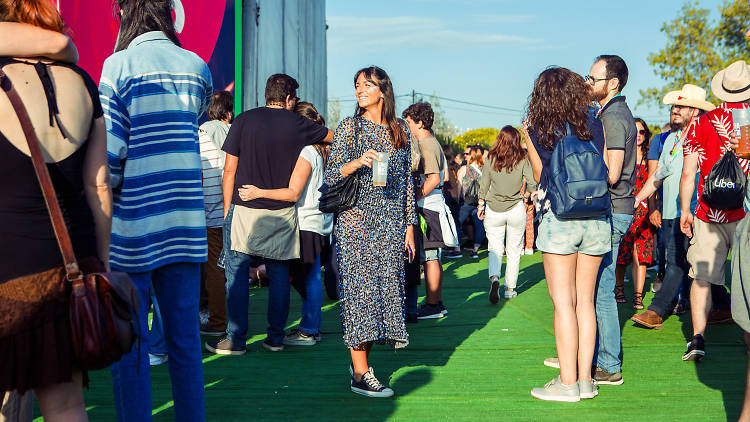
[0,67,82,281]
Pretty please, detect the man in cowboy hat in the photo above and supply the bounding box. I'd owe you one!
[679,60,750,362]
[632,84,714,330]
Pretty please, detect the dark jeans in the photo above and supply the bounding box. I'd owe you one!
[648,219,689,316]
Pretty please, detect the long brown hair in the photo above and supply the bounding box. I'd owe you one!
[0,0,66,32]
[294,101,328,168]
[489,126,526,173]
[526,67,593,151]
[467,146,484,167]
[353,66,407,149]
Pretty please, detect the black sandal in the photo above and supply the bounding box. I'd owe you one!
[615,285,626,304]
[633,292,644,310]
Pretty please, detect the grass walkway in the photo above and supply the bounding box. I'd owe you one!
[75,251,746,421]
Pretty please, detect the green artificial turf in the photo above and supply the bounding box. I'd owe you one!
[59,251,745,421]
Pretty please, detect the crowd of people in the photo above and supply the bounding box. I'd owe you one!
[0,0,749,420]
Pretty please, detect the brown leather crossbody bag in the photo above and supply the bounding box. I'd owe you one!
[0,66,139,371]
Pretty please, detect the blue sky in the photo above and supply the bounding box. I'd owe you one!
[326,0,724,132]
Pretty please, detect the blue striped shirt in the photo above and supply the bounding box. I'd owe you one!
[99,31,213,272]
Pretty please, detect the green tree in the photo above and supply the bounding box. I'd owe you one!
[427,94,460,146]
[452,128,499,151]
[327,97,341,131]
[640,0,750,107]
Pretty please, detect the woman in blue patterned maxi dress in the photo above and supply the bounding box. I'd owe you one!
[324,66,416,398]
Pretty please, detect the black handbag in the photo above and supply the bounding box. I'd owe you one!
[318,117,363,214]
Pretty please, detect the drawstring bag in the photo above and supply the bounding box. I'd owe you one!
[701,150,747,211]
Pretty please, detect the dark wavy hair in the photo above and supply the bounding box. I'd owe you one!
[114,0,180,52]
[526,67,593,151]
[294,101,328,168]
[354,66,407,149]
[634,117,651,158]
[206,91,234,121]
[489,126,526,173]
[402,102,434,131]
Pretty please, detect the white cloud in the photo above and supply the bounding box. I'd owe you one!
[327,15,539,50]
[472,14,537,24]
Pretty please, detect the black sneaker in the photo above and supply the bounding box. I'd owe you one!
[282,329,317,346]
[489,279,500,304]
[417,303,444,319]
[443,249,462,259]
[593,367,623,385]
[438,301,448,316]
[262,338,284,352]
[199,324,225,337]
[405,313,419,324]
[350,368,394,397]
[682,334,705,362]
[205,337,246,355]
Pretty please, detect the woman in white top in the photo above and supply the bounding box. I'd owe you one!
[238,102,332,345]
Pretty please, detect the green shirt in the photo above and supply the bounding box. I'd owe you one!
[478,156,536,213]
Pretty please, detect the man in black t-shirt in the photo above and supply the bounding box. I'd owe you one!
[205,74,333,355]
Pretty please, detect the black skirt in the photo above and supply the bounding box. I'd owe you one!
[290,230,329,299]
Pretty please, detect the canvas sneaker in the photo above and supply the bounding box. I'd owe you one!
[262,338,284,352]
[489,278,500,304]
[682,334,706,362]
[579,380,598,399]
[439,301,448,316]
[205,337,246,356]
[504,289,518,299]
[149,353,168,366]
[351,368,394,398]
[593,367,623,385]
[530,376,580,402]
[443,249,462,259]
[543,357,560,369]
[418,303,444,320]
[283,329,317,346]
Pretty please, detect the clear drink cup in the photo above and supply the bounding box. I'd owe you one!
[731,109,750,158]
[372,152,389,186]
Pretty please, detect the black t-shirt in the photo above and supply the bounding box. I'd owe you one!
[530,115,605,190]
[222,107,328,210]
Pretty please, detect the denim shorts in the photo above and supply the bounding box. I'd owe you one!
[420,247,440,263]
[536,211,611,256]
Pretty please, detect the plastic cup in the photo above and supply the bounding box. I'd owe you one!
[731,109,750,158]
[372,152,389,186]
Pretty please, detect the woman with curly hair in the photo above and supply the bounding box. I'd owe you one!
[614,118,654,309]
[523,67,611,402]
[477,126,536,302]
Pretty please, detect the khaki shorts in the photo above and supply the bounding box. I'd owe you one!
[687,218,738,285]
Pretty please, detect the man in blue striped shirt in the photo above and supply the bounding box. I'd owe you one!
[99,1,212,420]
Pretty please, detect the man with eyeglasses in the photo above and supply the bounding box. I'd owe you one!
[586,54,637,386]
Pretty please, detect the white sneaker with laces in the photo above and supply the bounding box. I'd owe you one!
[149,353,168,366]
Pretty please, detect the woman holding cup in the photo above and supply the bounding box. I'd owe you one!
[324,66,416,398]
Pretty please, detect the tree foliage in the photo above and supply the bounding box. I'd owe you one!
[640,0,749,107]
[327,97,341,131]
[451,128,499,151]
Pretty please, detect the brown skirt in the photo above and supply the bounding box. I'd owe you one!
[0,257,102,393]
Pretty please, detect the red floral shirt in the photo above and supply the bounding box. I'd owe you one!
[683,102,750,223]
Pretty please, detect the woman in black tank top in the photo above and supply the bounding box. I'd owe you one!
[0,7,111,422]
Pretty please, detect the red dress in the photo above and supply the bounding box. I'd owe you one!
[617,161,654,266]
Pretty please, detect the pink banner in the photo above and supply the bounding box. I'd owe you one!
[59,0,226,83]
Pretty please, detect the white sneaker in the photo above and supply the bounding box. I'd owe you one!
[531,376,580,402]
[543,357,560,369]
[524,248,534,255]
[149,353,168,366]
[504,289,517,299]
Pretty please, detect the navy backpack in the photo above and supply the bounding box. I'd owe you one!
[547,124,611,218]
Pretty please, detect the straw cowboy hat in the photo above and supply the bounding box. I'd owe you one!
[711,60,750,103]
[662,84,715,111]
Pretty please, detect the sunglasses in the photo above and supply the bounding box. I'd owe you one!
[638,130,646,135]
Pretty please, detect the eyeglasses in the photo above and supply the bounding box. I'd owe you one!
[584,75,612,85]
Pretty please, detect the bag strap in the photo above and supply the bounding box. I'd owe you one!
[0,68,82,281]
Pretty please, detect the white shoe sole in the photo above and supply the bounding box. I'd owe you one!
[204,343,246,356]
[148,354,168,366]
[351,386,394,398]
[594,378,624,385]
[504,290,517,299]
[417,312,444,320]
[543,359,560,369]
[530,389,580,402]
[283,338,316,346]
[682,348,705,362]
[579,388,599,399]
[262,342,284,352]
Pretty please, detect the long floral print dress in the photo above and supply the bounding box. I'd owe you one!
[617,159,654,266]
[325,116,416,349]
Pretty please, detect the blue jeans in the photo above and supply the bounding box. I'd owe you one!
[648,218,689,316]
[224,205,292,345]
[459,204,485,247]
[405,283,419,315]
[594,213,633,374]
[111,262,204,422]
[298,254,323,335]
[148,288,167,356]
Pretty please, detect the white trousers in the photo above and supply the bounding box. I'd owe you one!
[484,201,526,289]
